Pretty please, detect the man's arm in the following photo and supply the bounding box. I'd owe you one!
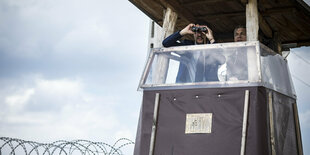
[162,23,195,47]
[162,31,184,47]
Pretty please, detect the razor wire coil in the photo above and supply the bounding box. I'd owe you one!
[0,137,134,155]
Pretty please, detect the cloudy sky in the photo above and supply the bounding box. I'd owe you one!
[0,0,309,154]
[0,0,148,153]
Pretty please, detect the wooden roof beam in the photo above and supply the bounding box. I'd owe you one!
[152,7,178,84]
[194,7,297,19]
[261,7,296,16]
[197,11,244,20]
[182,0,235,6]
[246,0,259,41]
[196,11,272,39]
[129,0,164,24]
[240,0,248,4]
[241,0,286,38]
[259,13,273,38]
[282,39,310,47]
[157,0,196,23]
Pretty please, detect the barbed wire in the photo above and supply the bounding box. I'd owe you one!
[0,137,134,155]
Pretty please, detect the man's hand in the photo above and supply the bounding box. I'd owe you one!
[201,25,215,43]
[180,23,195,36]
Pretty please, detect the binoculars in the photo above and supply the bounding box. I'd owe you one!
[191,26,208,33]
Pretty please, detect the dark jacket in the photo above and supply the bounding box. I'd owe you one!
[162,31,224,83]
[162,31,194,47]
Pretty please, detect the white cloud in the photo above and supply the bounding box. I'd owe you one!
[300,110,310,129]
[0,0,148,55]
[5,88,34,108]
[54,19,113,54]
[35,78,82,96]
[0,75,133,143]
[0,0,145,154]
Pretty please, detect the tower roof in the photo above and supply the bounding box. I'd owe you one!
[130,0,310,47]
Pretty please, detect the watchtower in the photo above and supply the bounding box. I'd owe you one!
[130,0,310,154]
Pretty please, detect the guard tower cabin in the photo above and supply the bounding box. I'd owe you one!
[130,0,310,155]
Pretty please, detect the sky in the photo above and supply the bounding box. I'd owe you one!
[0,0,309,154]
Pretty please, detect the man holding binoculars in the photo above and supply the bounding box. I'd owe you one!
[162,22,222,83]
[162,23,215,47]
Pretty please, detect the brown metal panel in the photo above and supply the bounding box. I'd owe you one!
[134,87,272,155]
[154,88,246,154]
[271,91,299,155]
[133,91,157,155]
[245,87,270,155]
[293,103,304,155]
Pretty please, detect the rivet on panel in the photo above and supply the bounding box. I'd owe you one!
[195,95,199,99]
